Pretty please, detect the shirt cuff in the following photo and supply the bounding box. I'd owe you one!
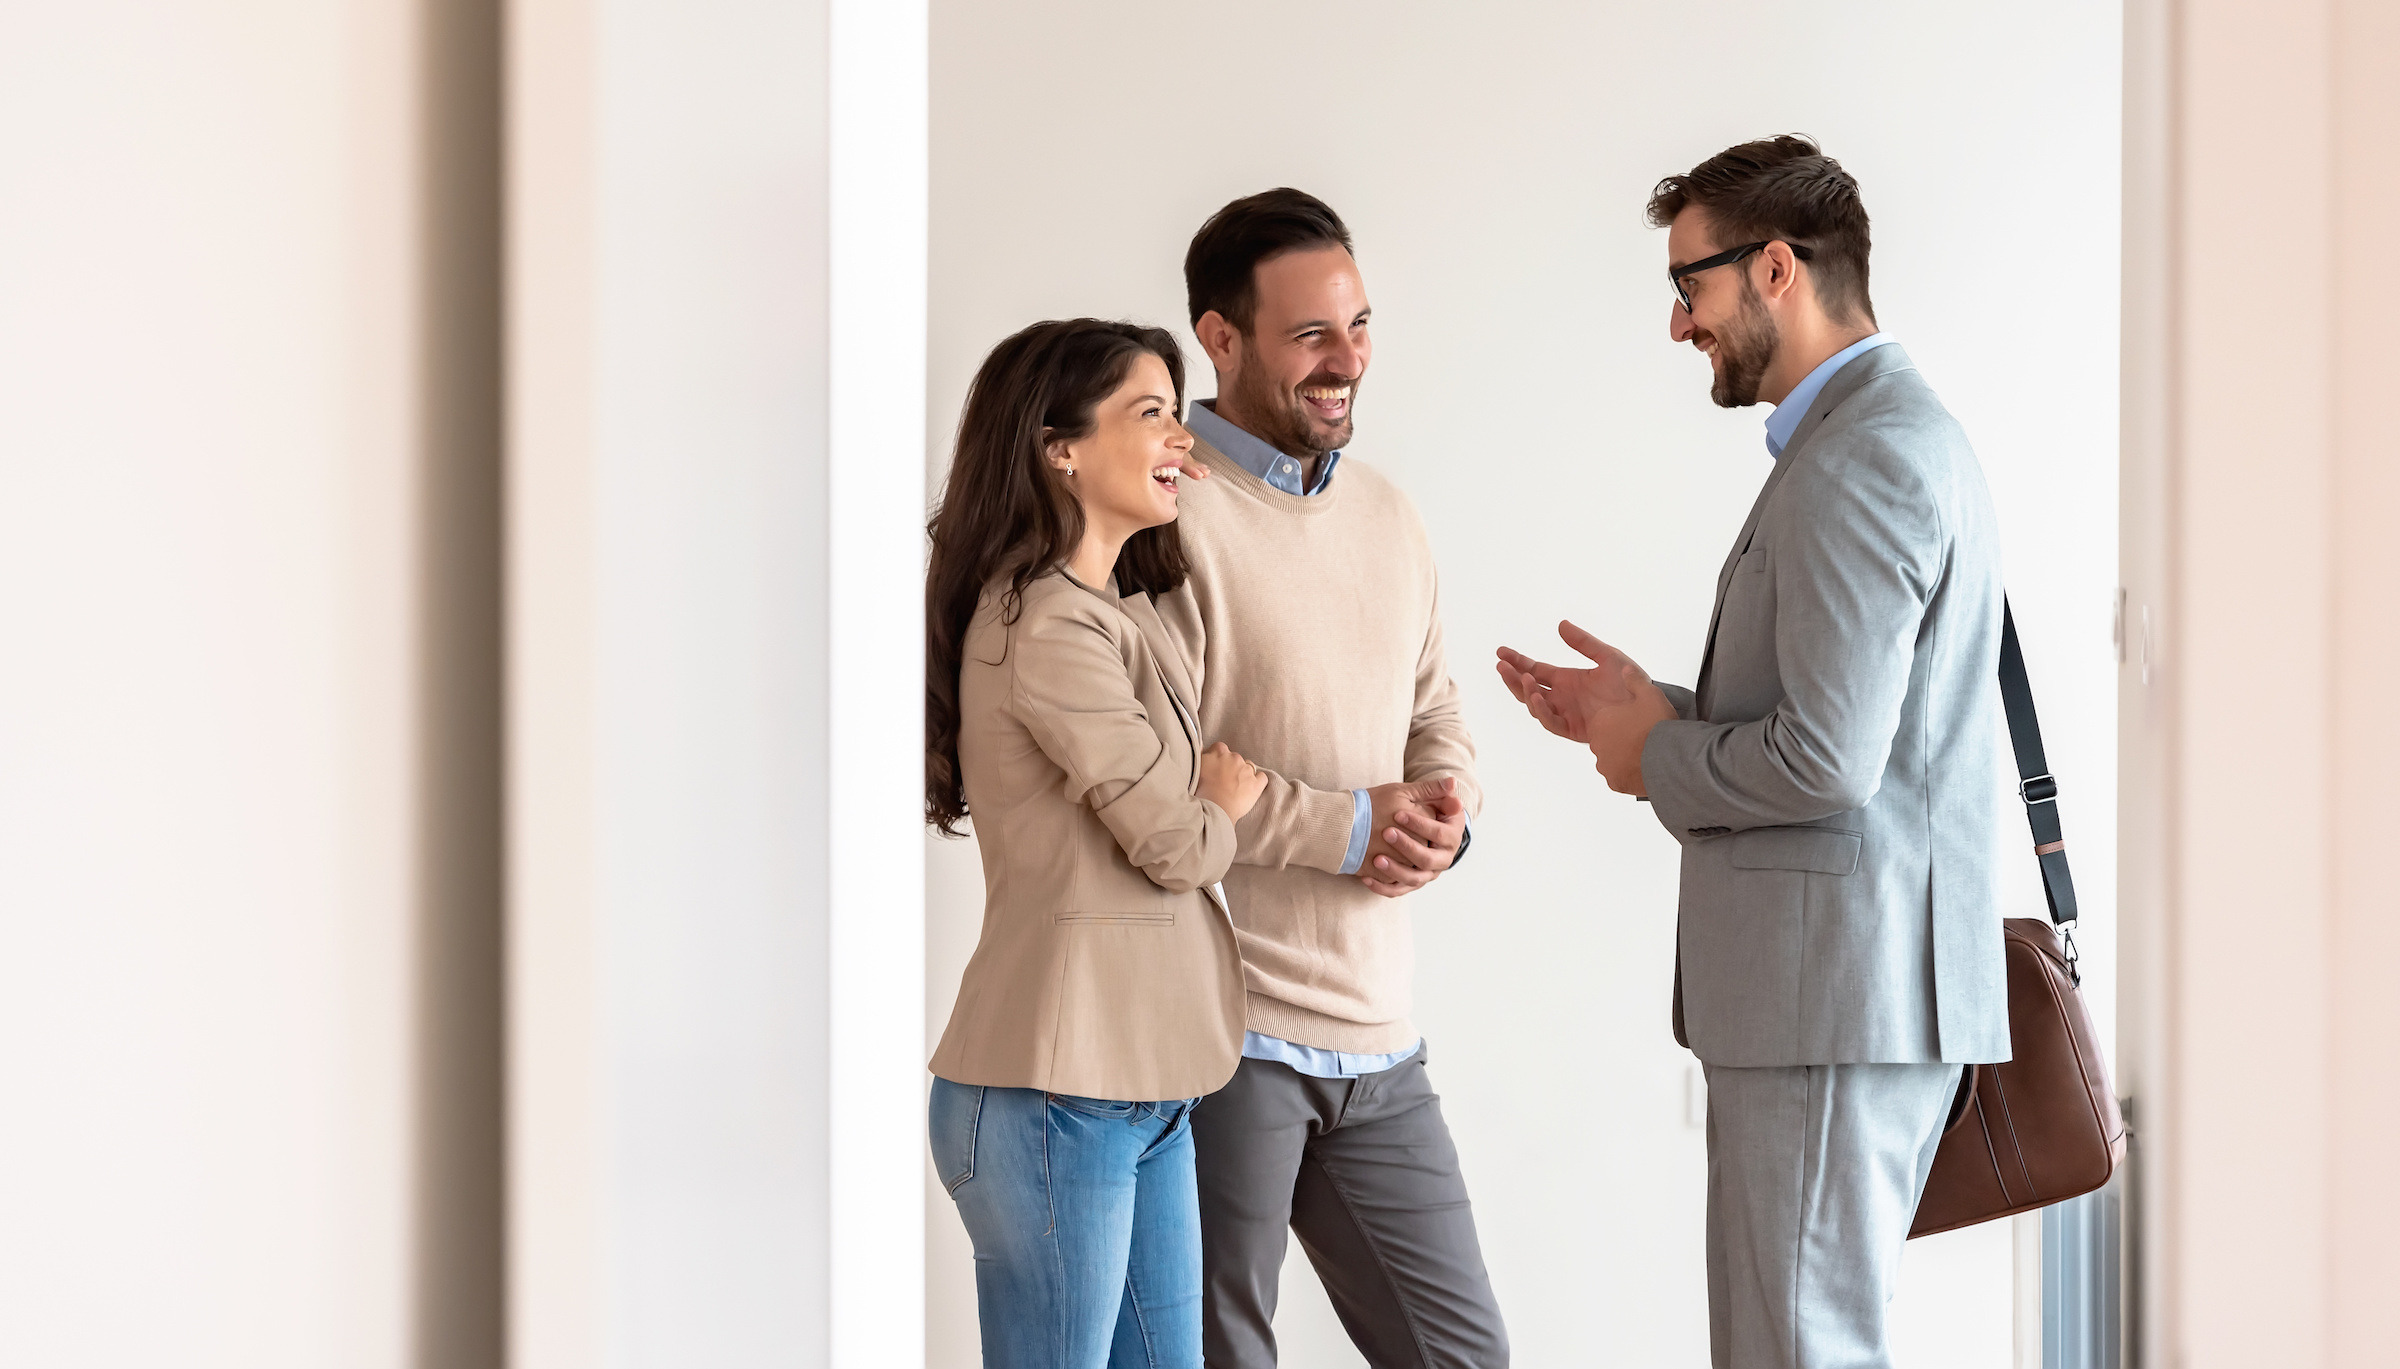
[1338,788,1372,875]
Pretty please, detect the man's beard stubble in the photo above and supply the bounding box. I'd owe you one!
[1227,349,1356,458]
[1708,282,1779,409]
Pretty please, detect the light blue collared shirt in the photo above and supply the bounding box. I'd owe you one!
[1183,400,1426,1081]
[1241,1030,1422,1079]
[1185,399,1343,496]
[1765,332,1891,459]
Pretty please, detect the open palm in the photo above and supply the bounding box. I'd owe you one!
[1494,620,1657,744]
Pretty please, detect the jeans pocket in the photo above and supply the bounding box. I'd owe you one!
[927,1079,984,1196]
[1151,1096,1202,1153]
[1046,1092,1138,1119]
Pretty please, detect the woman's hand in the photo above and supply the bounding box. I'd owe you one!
[1197,741,1267,823]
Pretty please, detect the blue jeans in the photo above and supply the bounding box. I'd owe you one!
[929,1078,1203,1369]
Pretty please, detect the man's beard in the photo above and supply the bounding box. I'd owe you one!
[1227,347,1356,457]
[1706,282,1779,409]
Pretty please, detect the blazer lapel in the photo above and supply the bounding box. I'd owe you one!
[1116,589,1206,782]
[1118,588,1201,711]
[1694,344,1917,703]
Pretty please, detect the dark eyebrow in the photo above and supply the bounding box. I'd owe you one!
[1128,393,1171,406]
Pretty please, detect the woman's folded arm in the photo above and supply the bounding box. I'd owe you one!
[1008,604,1236,892]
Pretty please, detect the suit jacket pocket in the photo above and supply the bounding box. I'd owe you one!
[1728,826,1862,875]
[1055,909,1176,925]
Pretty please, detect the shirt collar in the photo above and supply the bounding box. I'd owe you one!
[1764,332,1891,458]
[1186,400,1341,496]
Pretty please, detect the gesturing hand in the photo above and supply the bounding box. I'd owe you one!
[1494,621,1677,796]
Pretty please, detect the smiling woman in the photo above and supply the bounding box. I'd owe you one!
[1043,350,1203,587]
[922,321,1207,816]
[920,317,1268,1368]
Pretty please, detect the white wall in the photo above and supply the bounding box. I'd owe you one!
[507,2,924,1365]
[0,3,502,1366]
[925,3,2120,1365]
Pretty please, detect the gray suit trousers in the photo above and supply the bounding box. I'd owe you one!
[1703,1061,1961,1369]
[1193,1046,1507,1368]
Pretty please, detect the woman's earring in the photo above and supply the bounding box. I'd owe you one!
[1064,466,1075,475]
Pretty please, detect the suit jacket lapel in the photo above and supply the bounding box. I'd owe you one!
[1693,344,1917,705]
[1695,461,1795,704]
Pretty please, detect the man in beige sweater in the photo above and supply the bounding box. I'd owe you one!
[1157,189,1507,1368]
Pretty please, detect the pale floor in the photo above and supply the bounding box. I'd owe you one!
[927,1214,2020,1368]
[1270,1218,2017,1368]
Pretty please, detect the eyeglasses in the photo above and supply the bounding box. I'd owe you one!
[1668,240,1814,313]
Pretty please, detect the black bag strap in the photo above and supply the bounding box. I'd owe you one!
[1998,599,2078,929]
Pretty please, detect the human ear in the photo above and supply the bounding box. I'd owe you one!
[1194,311,1241,370]
[1042,430,1075,475]
[1761,242,1799,303]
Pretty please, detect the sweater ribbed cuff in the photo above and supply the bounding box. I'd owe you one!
[1235,780,1358,874]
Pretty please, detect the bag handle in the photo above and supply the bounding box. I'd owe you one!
[1997,600,2081,972]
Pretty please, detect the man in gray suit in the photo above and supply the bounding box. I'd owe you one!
[1495,135,2010,1369]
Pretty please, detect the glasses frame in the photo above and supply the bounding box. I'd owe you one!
[1669,239,1815,313]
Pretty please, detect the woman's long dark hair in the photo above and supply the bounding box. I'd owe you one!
[925,319,1189,836]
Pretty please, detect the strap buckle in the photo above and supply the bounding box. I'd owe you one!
[2018,773,2058,805]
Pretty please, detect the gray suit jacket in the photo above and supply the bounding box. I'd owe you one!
[1643,344,2011,1067]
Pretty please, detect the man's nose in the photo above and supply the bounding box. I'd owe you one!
[1324,334,1364,379]
[1669,299,1694,342]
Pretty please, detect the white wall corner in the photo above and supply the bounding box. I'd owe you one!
[827,2,931,1365]
[509,2,926,1365]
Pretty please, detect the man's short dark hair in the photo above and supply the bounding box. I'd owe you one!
[1184,188,1354,332]
[1647,135,1875,327]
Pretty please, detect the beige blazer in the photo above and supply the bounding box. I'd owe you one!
[927,570,1246,1101]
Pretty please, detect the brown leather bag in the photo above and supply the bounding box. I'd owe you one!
[1910,605,2127,1239]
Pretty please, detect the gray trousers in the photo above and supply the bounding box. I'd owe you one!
[1702,1061,1963,1369]
[1192,1046,1508,1368]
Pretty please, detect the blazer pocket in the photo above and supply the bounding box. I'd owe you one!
[1054,909,1175,925]
[1728,827,1862,875]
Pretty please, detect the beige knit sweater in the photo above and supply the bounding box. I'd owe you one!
[1154,438,1481,1054]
